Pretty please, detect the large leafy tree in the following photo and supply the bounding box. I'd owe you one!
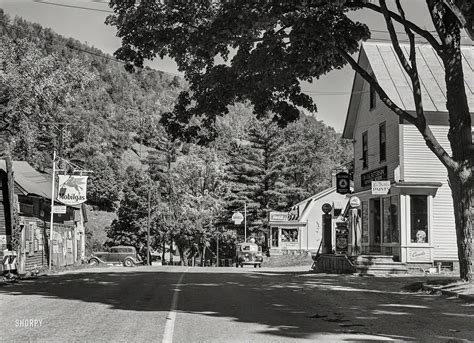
[281,116,353,205]
[157,145,227,265]
[108,0,473,281]
[106,166,160,252]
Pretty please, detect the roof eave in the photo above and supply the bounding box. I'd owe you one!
[342,44,367,139]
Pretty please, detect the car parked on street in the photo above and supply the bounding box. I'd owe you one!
[88,246,143,267]
[235,242,263,268]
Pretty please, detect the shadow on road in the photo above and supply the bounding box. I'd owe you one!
[1,267,472,341]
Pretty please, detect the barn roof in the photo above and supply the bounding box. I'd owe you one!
[0,160,51,199]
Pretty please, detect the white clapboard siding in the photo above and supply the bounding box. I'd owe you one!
[432,184,458,260]
[402,125,451,182]
[402,124,460,260]
[352,80,400,192]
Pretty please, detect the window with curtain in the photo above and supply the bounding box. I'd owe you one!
[410,195,428,243]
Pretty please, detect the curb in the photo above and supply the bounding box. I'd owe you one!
[422,284,474,303]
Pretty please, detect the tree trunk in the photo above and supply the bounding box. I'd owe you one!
[441,28,473,281]
[162,240,165,263]
[178,248,188,266]
[448,169,473,282]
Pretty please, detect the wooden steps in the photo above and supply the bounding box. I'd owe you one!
[311,254,408,275]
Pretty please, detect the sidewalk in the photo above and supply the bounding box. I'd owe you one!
[421,279,474,302]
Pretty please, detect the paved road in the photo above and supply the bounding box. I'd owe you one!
[1,265,473,342]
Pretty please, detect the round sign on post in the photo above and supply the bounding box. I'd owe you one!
[232,212,244,225]
[322,203,332,214]
[349,196,361,208]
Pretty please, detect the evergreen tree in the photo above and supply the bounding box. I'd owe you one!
[224,116,287,245]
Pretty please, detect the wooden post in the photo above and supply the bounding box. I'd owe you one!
[147,188,151,266]
[244,202,247,242]
[216,235,219,267]
[49,151,56,271]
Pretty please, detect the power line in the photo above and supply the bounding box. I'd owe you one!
[0,17,183,77]
[34,1,114,13]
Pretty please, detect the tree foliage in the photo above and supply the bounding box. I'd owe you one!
[107,1,369,141]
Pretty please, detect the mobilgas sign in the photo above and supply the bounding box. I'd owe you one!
[57,175,88,206]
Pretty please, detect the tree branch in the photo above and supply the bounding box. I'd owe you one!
[379,0,412,76]
[335,46,417,125]
[383,0,424,121]
[348,1,442,53]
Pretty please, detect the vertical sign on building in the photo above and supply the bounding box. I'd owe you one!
[336,172,350,194]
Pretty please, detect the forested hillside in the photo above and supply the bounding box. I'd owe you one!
[0,12,353,258]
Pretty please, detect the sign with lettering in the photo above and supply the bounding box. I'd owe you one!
[349,196,361,208]
[232,212,244,225]
[57,175,88,206]
[336,172,350,194]
[372,180,391,195]
[407,247,431,262]
[321,203,332,214]
[269,212,288,222]
[0,234,8,245]
[52,205,67,214]
[361,166,387,187]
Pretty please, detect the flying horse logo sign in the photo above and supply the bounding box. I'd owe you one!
[57,175,88,206]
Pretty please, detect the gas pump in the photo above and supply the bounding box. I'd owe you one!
[348,196,361,256]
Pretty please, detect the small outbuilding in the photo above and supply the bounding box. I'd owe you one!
[268,186,349,255]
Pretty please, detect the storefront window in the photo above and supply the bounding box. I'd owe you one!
[410,195,428,243]
[281,228,299,242]
[271,228,279,247]
[383,197,399,243]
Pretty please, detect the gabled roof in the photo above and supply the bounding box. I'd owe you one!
[297,186,347,223]
[343,41,474,139]
[0,160,51,199]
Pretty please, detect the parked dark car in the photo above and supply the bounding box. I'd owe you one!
[89,246,143,267]
[235,242,263,268]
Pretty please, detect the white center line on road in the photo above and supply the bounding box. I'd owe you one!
[162,267,190,343]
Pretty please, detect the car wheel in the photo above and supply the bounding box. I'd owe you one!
[89,258,99,265]
[258,264,262,268]
[254,264,257,268]
[123,258,134,267]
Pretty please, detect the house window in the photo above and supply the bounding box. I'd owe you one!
[281,228,299,243]
[379,122,386,162]
[383,196,399,243]
[410,195,428,243]
[362,131,368,169]
[369,79,376,110]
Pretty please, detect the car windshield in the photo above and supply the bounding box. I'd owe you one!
[241,245,259,252]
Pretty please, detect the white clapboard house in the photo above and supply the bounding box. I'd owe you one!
[268,185,348,255]
[342,41,473,268]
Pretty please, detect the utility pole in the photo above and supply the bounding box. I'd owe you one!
[147,188,151,266]
[216,234,219,267]
[244,202,247,243]
[49,151,56,271]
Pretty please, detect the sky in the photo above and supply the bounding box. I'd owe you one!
[1,0,466,132]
